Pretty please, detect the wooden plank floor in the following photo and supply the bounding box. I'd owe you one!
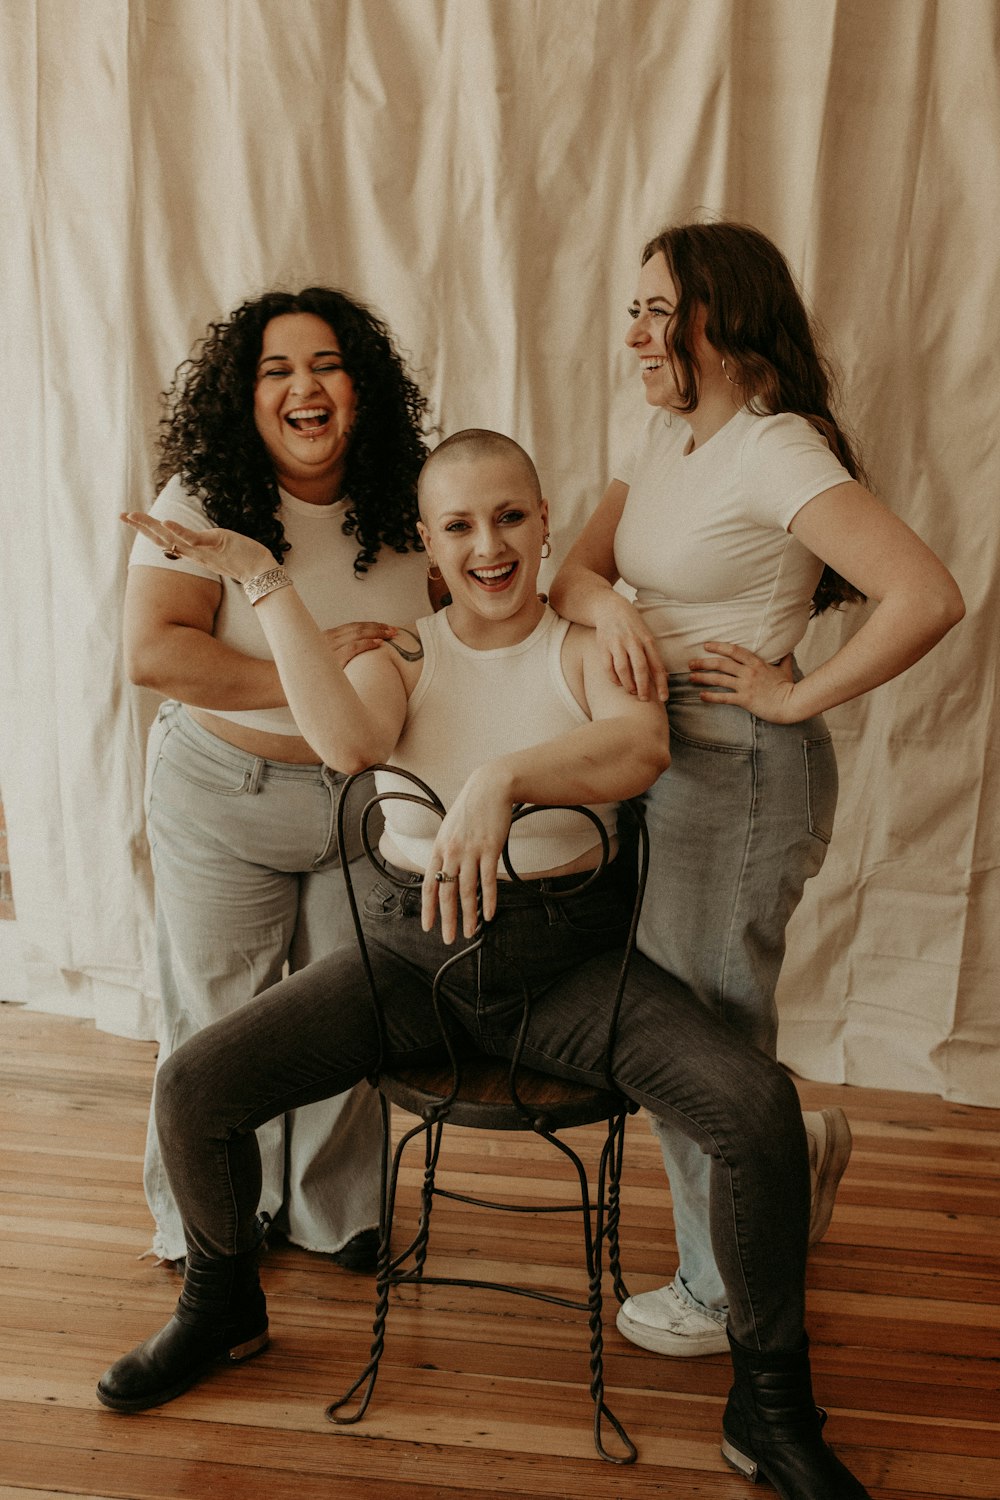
[0,999,997,1499]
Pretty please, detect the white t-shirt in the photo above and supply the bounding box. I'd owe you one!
[613,408,851,672]
[128,474,430,734]
[376,607,618,875]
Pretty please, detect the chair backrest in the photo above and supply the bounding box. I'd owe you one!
[335,767,649,1121]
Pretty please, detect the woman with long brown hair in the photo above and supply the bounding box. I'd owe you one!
[550,220,963,1358]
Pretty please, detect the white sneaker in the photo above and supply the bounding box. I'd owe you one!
[803,1107,853,1245]
[618,1108,852,1359]
[616,1281,729,1356]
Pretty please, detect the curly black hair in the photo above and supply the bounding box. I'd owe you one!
[155,287,429,573]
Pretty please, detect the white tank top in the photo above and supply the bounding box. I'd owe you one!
[376,607,618,876]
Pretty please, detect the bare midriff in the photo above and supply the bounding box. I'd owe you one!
[187,707,325,765]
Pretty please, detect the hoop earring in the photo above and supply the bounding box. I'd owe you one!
[722,357,741,386]
[541,536,551,560]
[427,561,442,581]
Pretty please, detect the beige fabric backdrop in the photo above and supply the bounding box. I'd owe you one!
[0,0,996,1101]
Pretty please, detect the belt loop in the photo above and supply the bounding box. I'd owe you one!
[405,883,422,916]
[245,756,265,795]
[539,883,561,926]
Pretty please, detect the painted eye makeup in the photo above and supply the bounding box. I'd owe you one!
[627,302,674,320]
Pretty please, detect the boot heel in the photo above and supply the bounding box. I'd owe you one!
[98,1245,269,1413]
[721,1436,760,1481]
[722,1332,872,1497]
[227,1329,269,1362]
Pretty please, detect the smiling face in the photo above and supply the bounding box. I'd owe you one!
[625,251,686,410]
[417,448,548,648]
[252,312,358,503]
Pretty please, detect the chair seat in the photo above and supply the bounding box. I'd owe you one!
[380,1053,624,1131]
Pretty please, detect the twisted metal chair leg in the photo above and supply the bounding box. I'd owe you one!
[325,1246,393,1424]
[412,1120,444,1279]
[603,1115,630,1305]
[587,1117,637,1463]
[326,1098,406,1424]
[538,1121,637,1465]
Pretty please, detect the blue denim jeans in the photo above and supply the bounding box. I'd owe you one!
[155,857,810,1352]
[143,701,382,1259]
[639,673,838,1319]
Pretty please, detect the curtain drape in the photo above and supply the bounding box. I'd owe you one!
[0,0,996,1101]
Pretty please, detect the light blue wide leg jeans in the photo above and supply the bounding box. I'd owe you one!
[142,701,382,1261]
[640,672,838,1319]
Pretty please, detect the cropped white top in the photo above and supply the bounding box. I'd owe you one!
[128,475,430,734]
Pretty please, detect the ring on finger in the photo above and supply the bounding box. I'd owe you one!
[162,549,181,559]
[434,871,459,884]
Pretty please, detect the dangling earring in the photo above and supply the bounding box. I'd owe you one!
[722,357,741,386]
[541,535,552,560]
[427,561,442,581]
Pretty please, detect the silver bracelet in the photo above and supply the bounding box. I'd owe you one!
[242,566,293,606]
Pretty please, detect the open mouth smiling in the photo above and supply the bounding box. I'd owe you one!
[469,561,518,587]
[285,407,331,432]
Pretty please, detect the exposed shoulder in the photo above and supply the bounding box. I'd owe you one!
[561,619,594,662]
[383,623,425,665]
[568,616,627,664]
[385,623,426,697]
[345,628,422,699]
[559,620,595,715]
[568,618,668,731]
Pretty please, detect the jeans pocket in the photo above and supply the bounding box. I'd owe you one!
[362,879,406,920]
[157,730,251,796]
[668,703,754,756]
[803,736,837,843]
[551,883,633,938]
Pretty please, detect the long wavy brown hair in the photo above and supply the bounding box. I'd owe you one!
[641,221,867,613]
[156,287,429,574]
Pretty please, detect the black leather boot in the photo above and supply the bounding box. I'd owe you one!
[722,1332,871,1498]
[96,1245,268,1413]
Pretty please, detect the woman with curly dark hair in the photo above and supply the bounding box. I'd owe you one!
[551,221,964,1359]
[125,287,435,1272]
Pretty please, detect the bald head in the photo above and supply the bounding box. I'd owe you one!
[418,429,541,517]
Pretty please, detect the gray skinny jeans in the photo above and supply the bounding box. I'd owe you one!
[155,858,810,1352]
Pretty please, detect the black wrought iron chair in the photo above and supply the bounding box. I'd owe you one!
[326,767,649,1465]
